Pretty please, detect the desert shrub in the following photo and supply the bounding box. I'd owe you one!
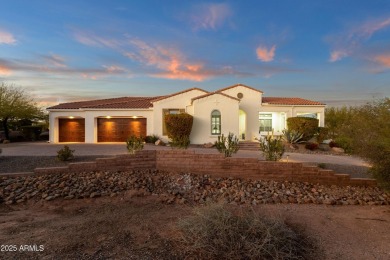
[215,132,239,157]
[57,145,74,161]
[259,133,285,161]
[287,117,319,141]
[165,113,193,149]
[126,135,144,154]
[305,142,319,151]
[144,134,160,143]
[334,136,353,154]
[282,129,304,144]
[177,204,317,260]
[325,106,354,139]
[315,127,329,144]
[325,99,390,188]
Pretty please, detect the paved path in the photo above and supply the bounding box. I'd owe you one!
[0,142,369,167]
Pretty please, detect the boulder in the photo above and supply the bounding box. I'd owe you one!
[155,139,166,146]
[331,147,345,153]
[203,142,215,148]
[319,144,331,151]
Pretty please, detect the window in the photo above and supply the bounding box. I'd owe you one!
[297,113,317,119]
[259,113,272,132]
[211,110,221,135]
[162,108,185,135]
[237,92,244,99]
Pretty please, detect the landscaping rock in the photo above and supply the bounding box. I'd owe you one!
[155,139,166,146]
[332,147,345,153]
[0,170,388,206]
[203,142,215,148]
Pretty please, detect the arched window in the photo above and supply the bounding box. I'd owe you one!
[211,110,221,135]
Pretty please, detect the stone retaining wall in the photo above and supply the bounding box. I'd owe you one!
[31,150,375,187]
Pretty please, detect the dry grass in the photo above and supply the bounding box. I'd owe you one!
[177,203,319,259]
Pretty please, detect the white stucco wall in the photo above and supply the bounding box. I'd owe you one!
[191,93,239,144]
[48,109,153,143]
[260,105,325,135]
[219,85,263,141]
[151,89,207,142]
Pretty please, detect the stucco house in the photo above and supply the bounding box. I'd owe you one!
[47,84,325,144]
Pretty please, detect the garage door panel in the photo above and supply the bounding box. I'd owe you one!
[97,118,146,142]
[59,119,85,142]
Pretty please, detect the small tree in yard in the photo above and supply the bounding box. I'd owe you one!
[0,83,43,141]
[287,117,319,141]
[57,145,74,161]
[165,113,193,149]
[215,132,240,157]
[126,135,144,154]
[259,133,285,161]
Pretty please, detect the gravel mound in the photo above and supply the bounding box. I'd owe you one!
[1,170,388,206]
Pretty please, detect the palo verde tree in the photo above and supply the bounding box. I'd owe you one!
[0,83,43,141]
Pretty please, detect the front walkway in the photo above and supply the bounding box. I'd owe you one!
[0,142,369,167]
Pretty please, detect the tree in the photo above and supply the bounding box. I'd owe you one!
[0,83,43,141]
[325,98,390,188]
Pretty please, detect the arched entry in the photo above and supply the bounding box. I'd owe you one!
[239,110,246,140]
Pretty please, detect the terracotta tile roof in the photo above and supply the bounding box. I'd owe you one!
[262,97,325,106]
[216,83,264,93]
[48,96,165,109]
[192,92,240,102]
[151,87,208,102]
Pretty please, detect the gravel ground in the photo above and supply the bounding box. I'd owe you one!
[0,156,111,173]
[1,169,388,206]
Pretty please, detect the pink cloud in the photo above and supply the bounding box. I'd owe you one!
[0,29,16,44]
[256,45,276,62]
[372,54,390,67]
[329,50,348,62]
[0,64,11,75]
[125,39,211,81]
[190,3,232,31]
[328,17,390,62]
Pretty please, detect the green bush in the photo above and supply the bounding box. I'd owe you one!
[215,132,240,157]
[177,204,318,259]
[259,133,285,161]
[57,145,74,161]
[287,117,319,141]
[325,99,390,189]
[334,136,353,154]
[144,134,160,143]
[165,113,193,149]
[282,129,304,144]
[126,135,144,154]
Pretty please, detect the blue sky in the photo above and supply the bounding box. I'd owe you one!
[1,0,390,107]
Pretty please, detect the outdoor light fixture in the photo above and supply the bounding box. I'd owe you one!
[69,116,74,119]
[132,116,138,119]
[106,116,111,119]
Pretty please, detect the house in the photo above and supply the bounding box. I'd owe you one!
[47,84,325,144]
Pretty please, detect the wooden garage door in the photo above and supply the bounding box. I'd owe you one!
[97,118,146,142]
[59,118,85,142]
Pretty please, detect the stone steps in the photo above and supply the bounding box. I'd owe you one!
[239,141,260,151]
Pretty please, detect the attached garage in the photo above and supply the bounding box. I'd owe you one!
[58,118,85,142]
[97,117,146,142]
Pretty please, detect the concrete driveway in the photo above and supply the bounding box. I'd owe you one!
[0,142,369,167]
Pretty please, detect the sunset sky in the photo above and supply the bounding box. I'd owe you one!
[1,0,390,107]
